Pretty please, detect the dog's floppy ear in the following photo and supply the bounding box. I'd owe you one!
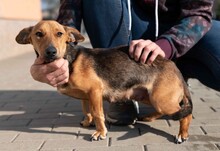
[64,26,85,43]
[15,26,33,44]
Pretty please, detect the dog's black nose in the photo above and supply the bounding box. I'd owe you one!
[45,46,57,58]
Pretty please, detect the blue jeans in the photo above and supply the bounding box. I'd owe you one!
[82,0,220,91]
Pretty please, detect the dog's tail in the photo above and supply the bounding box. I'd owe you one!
[172,82,193,121]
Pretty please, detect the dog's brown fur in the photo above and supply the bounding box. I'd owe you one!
[16,20,193,143]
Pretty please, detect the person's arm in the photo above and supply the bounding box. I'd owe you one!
[57,0,82,30]
[156,0,213,59]
[130,0,213,63]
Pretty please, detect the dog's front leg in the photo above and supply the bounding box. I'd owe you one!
[80,99,94,127]
[88,89,107,141]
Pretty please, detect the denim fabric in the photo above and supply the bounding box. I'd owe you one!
[82,0,220,91]
[83,0,130,48]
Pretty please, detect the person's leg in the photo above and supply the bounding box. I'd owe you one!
[82,0,141,125]
[82,0,130,48]
[82,0,158,47]
[176,20,220,91]
[83,0,158,45]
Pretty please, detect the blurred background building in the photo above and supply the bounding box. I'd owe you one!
[41,0,59,20]
[0,0,42,61]
[0,0,220,61]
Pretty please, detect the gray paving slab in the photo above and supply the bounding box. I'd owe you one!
[145,143,219,151]
[0,40,219,150]
[0,141,44,151]
[75,145,144,151]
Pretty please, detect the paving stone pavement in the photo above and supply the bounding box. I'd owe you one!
[0,41,220,151]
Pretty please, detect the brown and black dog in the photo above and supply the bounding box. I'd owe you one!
[16,20,192,144]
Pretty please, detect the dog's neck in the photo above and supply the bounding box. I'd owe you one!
[64,42,83,73]
[64,42,79,63]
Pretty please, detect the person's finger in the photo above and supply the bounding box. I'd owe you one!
[147,48,165,64]
[52,73,69,87]
[47,59,69,86]
[139,41,157,63]
[129,39,144,58]
[139,49,151,64]
[147,50,158,64]
[133,40,151,62]
[47,58,65,70]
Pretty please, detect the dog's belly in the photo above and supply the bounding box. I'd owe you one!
[103,86,150,104]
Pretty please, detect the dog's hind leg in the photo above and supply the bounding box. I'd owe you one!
[173,85,193,144]
[175,114,192,144]
[80,99,94,127]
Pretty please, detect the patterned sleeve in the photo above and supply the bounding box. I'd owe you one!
[57,0,82,30]
[159,0,213,58]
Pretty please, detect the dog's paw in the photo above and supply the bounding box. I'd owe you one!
[90,131,107,141]
[174,135,188,144]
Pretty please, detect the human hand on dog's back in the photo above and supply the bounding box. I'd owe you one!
[129,39,166,64]
[30,58,69,87]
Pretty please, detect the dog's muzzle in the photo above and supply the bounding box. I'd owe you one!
[44,46,57,63]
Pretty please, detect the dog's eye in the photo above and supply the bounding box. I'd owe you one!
[57,32,63,37]
[35,32,43,38]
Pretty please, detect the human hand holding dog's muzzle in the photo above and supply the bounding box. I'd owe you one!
[30,57,69,87]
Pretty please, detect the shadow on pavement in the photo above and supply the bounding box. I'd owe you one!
[0,90,180,143]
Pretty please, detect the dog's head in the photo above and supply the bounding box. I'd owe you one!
[15,20,85,63]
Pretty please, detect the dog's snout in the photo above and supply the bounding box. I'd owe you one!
[45,46,57,57]
[44,46,57,63]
